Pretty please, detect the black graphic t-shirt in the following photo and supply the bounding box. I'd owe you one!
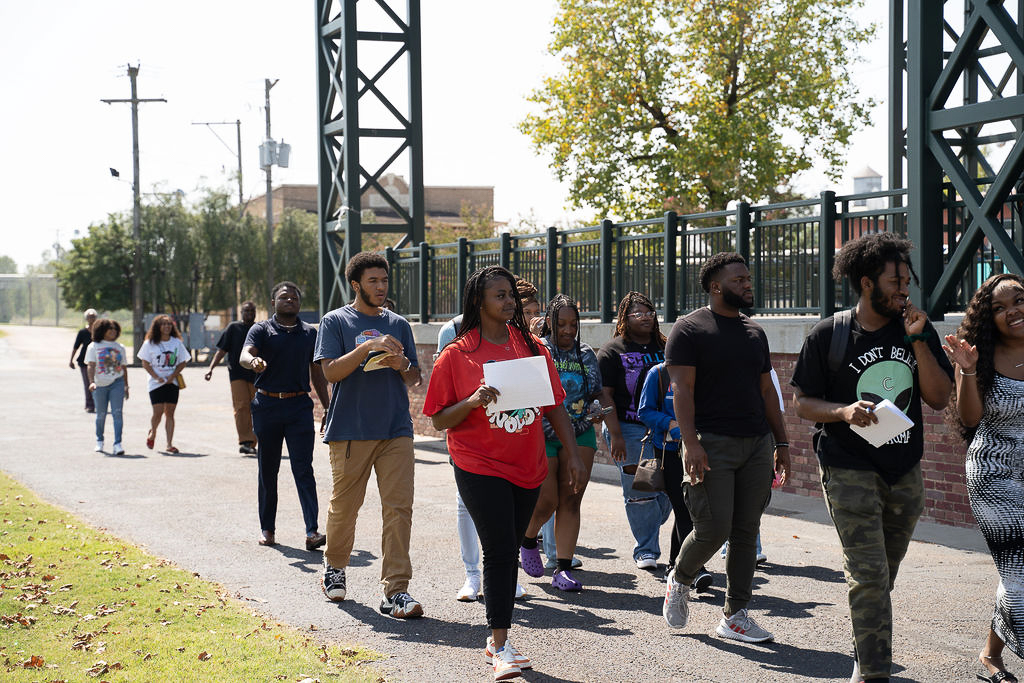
[597,337,665,424]
[791,314,953,483]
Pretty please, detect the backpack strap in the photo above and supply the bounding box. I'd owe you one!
[828,309,853,378]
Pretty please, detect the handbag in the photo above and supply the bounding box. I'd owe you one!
[176,373,187,390]
[632,433,665,492]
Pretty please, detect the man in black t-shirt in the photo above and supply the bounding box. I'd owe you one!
[662,253,790,645]
[69,308,98,412]
[205,301,259,454]
[792,233,953,683]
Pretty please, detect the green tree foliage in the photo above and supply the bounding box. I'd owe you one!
[57,188,269,317]
[0,255,16,274]
[520,0,875,217]
[272,208,320,305]
[56,217,133,311]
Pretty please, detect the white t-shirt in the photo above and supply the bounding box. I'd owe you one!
[84,340,127,387]
[137,337,189,392]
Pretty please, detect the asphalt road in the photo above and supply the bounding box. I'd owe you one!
[0,324,1010,682]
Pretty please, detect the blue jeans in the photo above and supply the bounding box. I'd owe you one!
[603,422,672,560]
[93,376,125,443]
[251,394,319,535]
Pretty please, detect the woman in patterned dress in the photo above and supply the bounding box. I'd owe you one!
[946,273,1024,683]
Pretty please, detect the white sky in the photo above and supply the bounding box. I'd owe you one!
[0,1,887,272]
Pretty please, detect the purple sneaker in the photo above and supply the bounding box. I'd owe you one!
[520,545,544,577]
[551,569,582,591]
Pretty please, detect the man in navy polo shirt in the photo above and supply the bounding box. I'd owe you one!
[240,282,331,551]
[314,252,423,619]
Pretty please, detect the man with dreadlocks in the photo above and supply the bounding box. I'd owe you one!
[793,233,952,683]
[662,252,789,645]
[597,292,673,570]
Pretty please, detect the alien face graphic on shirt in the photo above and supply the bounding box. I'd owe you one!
[857,361,914,412]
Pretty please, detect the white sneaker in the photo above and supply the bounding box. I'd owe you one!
[756,551,768,564]
[94,441,104,453]
[484,636,531,669]
[491,641,523,680]
[514,583,525,600]
[663,576,690,629]
[715,608,773,643]
[635,554,657,569]
[457,576,481,602]
[112,443,124,456]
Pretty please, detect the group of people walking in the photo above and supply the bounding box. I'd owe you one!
[71,312,189,455]
[69,230,1024,683]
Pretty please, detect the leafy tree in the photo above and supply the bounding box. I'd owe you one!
[273,208,320,306]
[0,255,16,274]
[56,216,133,311]
[520,0,874,217]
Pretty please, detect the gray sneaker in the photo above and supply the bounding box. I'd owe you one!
[715,608,773,642]
[380,591,423,619]
[663,576,689,628]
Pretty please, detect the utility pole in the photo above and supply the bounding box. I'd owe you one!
[192,119,244,215]
[102,64,166,363]
[264,78,278,300]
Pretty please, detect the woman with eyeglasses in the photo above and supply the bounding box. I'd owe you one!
[596,292,673,571]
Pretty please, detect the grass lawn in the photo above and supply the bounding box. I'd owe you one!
[0,471,383,682]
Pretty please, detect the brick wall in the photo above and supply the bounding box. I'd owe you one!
[406,343,974,529]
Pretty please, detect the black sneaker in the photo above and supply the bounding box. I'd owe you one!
[239,442,257,455]
[691,568,713,592]
[323,563,346,601]
[379,591,423,618]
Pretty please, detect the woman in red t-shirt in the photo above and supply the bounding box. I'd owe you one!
[424,265,585,681]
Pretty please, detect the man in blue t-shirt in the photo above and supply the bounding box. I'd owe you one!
[240,283,331,552]
[314,252,423,619]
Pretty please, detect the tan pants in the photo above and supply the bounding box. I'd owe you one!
[229,379,257,445]
[325,437,414,597]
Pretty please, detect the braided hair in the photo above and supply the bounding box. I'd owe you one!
[612,291,667,347]
[453,266,541,356]
[541,294,591,399]
[946,273,1024,441]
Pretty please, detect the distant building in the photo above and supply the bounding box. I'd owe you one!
[852,166,883,208]
[245,174,494,227]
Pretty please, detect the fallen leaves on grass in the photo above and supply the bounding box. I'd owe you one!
[21,654,44,668]
[197,651,211,661]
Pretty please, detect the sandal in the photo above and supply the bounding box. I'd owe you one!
[978,672,1018,683]
[165,446,179,454]
[146,435,154,449]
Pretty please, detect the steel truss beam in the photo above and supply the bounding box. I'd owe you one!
[315,0,425,315]
[906,0,1024,319]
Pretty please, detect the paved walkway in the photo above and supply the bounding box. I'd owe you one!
[0,325,1011,682]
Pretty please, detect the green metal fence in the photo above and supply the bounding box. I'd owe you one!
[385,186,1019,323]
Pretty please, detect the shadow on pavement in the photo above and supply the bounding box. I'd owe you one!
[685,633,851,679]
[761,562,845,583]
[106,452,147,459]
[347,548,378,568]
[159,450,208,458]
[572,545,616,562]
[261,545,324,574]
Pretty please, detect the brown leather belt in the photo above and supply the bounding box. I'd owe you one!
[256,389,306,399]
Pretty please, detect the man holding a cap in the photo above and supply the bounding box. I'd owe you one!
[314,251,423,619]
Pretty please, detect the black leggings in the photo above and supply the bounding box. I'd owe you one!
[660,447,693,567]
[454,464,540,630]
